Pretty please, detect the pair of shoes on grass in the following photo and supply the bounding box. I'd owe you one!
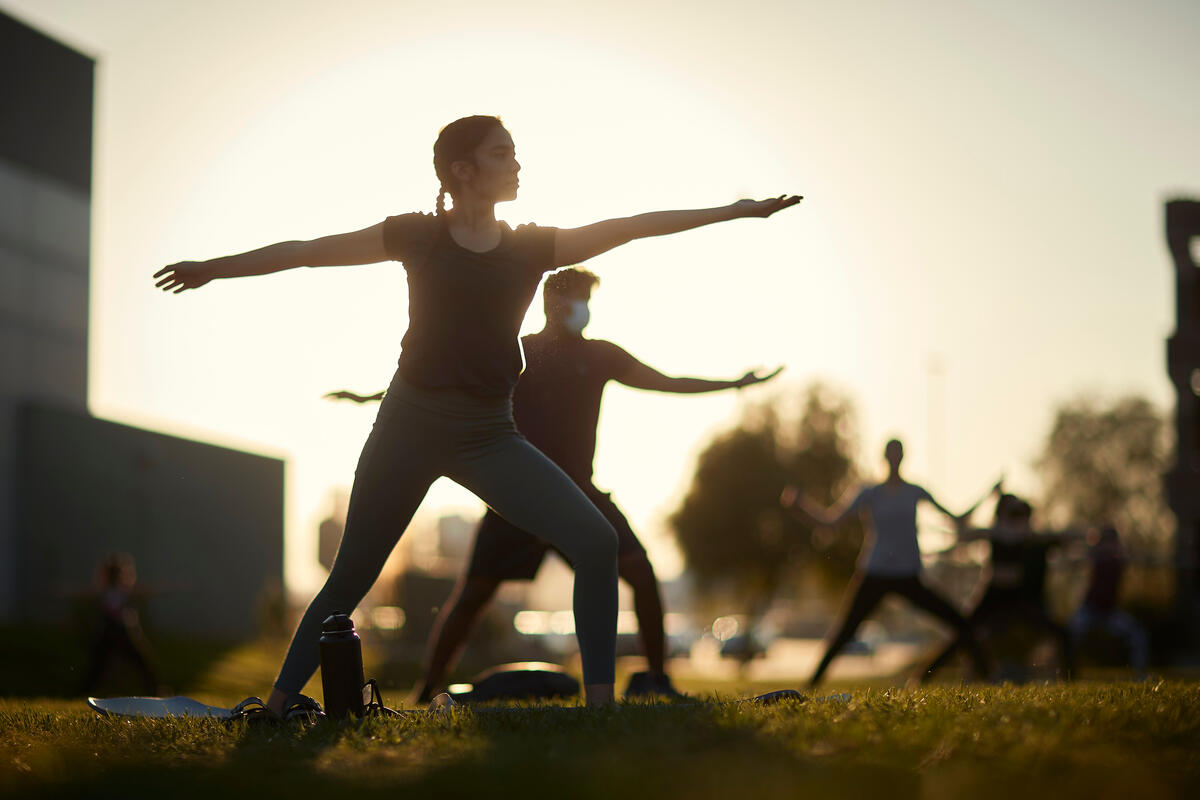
[230,694,325,723]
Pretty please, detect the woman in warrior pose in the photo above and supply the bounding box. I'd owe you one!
[781,439,992,687]
[154,115,800,711]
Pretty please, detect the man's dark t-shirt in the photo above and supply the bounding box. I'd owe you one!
[513,330,636,483]
[381,213,558,397]
[989,536,1057,605]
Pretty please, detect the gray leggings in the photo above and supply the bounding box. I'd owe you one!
[273,375,619,693]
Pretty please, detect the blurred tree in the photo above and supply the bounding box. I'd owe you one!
[1035,395,1175,610]
[1035,395,1174,553]
[669,383,864,617]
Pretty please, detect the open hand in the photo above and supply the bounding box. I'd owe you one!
[736,365,784,389]
[733,195,803,219]
[154,262,214,293]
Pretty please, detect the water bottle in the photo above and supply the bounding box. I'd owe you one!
[319,612,365,719]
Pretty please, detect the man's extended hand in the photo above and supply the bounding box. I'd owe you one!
[324,390,384,404]
[736,365,784,389]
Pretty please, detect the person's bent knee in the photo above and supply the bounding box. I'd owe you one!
[569,520,619,572]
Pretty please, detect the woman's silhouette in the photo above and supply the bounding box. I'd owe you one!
[155,115,800,711]
[781,439,991,687]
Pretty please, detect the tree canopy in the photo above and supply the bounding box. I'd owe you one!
[669,383,864,614]
[1034,394,1174,558]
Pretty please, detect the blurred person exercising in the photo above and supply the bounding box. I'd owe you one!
[922,494,1076,681]
[154,114,801,711]
[781,439,992,688]
[1067,525,1148,676]
[80,553,159,696]
[330,267,782,702]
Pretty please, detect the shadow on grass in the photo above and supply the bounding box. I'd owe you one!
[9,703,925,800]
[6,683,1199,800]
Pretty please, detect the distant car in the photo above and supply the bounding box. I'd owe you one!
[720,633,777,662]
[840,636,876,656]
[710,614,775,661]
[719,633,766,661]
[841,621,886,656]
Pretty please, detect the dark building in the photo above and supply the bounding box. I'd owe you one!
[1165,199,1200,644]
[18,405,284,637]
[1,10,284,639]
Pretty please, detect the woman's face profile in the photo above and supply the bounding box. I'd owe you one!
[457,125,521,203]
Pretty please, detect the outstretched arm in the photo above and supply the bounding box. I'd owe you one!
[926,477,1004,529]
[957,478,1005,521]
[324,389,386,403]
[153,222,389,293]
[780,485,861,529]
[617,360,783,394]
[553,196,801,266]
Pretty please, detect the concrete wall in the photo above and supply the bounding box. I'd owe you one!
[0,11,94,620]
[0,13,287,641]
[17,404,284,639]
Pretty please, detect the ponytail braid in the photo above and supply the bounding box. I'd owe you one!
[435,187,447,216]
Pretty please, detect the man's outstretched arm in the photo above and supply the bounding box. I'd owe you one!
[324,389,385,403]
[616,357,783,394]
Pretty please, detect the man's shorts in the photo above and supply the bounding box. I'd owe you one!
[466,484,647,581]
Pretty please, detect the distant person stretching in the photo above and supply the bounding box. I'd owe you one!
[154,114,801,712]
[329,268,781,702]
[923,494,1077,681]
[80,553,159,697]
[1068,525,1148,677]
[780,439,990,687]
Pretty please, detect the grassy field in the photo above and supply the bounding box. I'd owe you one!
[2,632,1198,798]
[2,680,1198,799]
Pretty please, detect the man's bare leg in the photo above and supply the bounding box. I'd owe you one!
[412,576,503,704]
[619,554,667,677]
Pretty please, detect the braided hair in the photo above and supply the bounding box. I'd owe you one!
[433,115,505,216]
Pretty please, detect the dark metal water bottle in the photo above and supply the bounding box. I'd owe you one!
[319,612,365,719]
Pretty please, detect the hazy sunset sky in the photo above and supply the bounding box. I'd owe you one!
[5,0,1198,592]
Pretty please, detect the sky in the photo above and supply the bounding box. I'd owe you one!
[5,0,1199,594]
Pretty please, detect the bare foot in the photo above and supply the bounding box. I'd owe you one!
[266,687,288,715]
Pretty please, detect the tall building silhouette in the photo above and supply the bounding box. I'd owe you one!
[0,11,283,639]
[1165,198,1200,645]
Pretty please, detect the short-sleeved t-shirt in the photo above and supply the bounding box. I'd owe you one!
[845,482,934,576]
[512,331,636,483]
[382,213,559,397]
[989,535,1057,602]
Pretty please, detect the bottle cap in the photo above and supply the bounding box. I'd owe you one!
[321,612,356,634]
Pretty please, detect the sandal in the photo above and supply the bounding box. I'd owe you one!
[228,696,275,723]
[281,693,326,722]
[226,693,326,724]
